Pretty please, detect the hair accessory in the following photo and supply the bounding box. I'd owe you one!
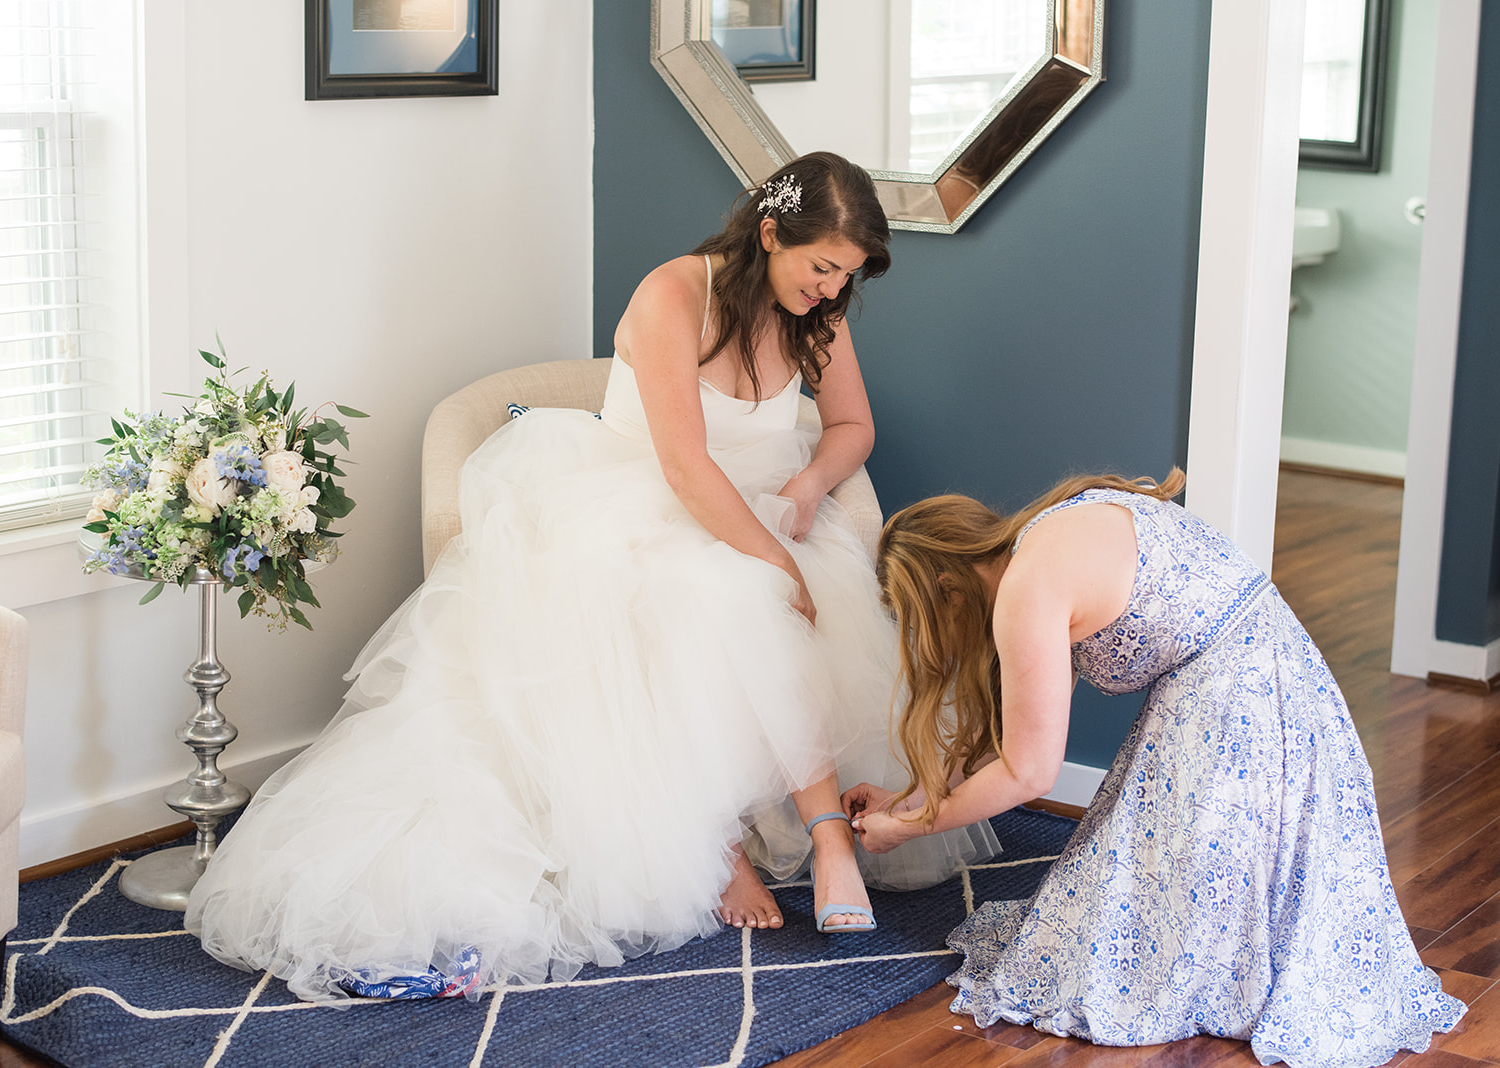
[758,173,803,215]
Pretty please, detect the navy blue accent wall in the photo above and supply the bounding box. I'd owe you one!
[1436,7,1500,646]
[594,2,1211,770]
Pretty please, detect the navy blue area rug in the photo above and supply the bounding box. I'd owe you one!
[1,808,1076,1068]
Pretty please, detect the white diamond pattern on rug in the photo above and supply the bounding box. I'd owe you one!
[1,810,1076,1068]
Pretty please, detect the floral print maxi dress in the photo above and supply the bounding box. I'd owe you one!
[946,488,1466,1068]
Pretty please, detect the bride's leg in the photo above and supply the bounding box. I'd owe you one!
[792,771,872,929]
[718,845,784,929]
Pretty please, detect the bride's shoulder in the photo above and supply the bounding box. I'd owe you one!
[623,255,708,324]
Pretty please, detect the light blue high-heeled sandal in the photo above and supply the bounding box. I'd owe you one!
[803,812,877,934]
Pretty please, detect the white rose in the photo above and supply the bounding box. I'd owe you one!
[86,489,121,524]
[146,458,186,494]
[291,508,318,533]
[185,457,236,515]
[258,420,287,452]
[261,450,306,494]
[298,485,320,509]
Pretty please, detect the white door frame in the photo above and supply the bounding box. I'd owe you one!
[1188,0,1482,680]
[1390,0,1485,680]
[1185,0,1307,574]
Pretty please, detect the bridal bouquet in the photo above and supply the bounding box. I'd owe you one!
[82,343,368,631]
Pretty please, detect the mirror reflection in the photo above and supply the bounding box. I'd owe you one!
[1299,0,1389,171]
[655,0,1105,233]
[737,1,1049,175]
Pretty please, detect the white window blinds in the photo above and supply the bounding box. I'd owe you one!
[0,0,104,532]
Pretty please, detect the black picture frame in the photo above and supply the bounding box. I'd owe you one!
[1299,0,1390,172]
[710,0,816,84]
[305,0,498,101]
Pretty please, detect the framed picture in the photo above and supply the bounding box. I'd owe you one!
[1299,0,1390,171]
[305,0,498,101]
[709,0,816,83]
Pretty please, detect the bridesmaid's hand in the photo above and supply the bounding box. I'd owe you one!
[850,808,919,855]
[841,782,895,820]
[775,472,825,542]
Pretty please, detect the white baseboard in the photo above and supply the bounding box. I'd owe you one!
[1279,437,1406,479]
[1042,760,1107,810]
[17,740,311,869]
[1423,637,1500,683]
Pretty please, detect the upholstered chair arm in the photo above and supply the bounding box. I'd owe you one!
[1,603,29,942]
[421,359,613,575]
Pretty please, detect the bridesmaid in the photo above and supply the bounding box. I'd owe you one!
[845,469,1466,1067]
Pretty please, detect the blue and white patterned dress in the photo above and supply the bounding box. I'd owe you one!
[946,488,1466,1067]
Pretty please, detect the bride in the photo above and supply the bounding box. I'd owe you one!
[185,151,999,1002]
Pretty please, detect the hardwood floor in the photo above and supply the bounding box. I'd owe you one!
[772,468,1500,1067]
[4,468,1499,1067]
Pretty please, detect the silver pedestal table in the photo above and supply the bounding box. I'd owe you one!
[118,565,251,911]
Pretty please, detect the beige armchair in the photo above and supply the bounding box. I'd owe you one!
[420,358,883,576]
[1,605,27,957]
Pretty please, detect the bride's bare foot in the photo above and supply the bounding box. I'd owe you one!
[718,847,784,930]
[809,817,873,931]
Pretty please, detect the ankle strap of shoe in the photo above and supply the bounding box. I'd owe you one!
[803,811,851,834]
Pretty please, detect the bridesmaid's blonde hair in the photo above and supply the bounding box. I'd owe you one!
[875,468,1186,827]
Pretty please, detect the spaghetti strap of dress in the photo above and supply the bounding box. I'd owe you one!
[702,254,712,341]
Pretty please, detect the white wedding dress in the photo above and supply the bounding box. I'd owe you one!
[185,337,999,1002]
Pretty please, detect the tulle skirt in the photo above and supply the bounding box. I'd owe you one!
[185,407,998,1002]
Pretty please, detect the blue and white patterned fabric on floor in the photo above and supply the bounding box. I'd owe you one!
[945,488,1466,1068]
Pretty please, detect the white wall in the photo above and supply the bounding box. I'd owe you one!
[11,1,594,867]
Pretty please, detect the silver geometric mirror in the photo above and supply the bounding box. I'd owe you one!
[651,0,1106,234]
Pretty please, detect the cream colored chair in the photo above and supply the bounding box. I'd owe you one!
[420,358,883,576]
[1,605,27,960]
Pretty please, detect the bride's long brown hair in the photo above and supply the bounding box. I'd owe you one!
[692,151,890,397]
[875,468,1187,827]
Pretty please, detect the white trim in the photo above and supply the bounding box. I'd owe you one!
[1278,437,1406,480]
[17,739,309,869]
[1185,0,1307,573]
[1390,0,1481,680]
[0,522,132,609]
[1042,760,1107,810]
[1426,638,1500,685]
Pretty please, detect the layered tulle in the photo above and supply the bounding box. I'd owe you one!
[185,358,998,1002]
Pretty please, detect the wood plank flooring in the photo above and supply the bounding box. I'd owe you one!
[772,468,1500,1067]
[4,468,1499,1067]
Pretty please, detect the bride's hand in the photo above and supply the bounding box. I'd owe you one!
[779,557,817,626]
[775,472,824,542]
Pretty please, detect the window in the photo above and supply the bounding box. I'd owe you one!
[0,0,118,532]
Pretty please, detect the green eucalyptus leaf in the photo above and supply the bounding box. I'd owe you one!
[238,590,256,618]
[138,581,165,605]
[334,404,368,419]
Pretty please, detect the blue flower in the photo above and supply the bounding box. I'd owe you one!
[106,458,148,493]
[222,542,268,579]
[213,444,267,487]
